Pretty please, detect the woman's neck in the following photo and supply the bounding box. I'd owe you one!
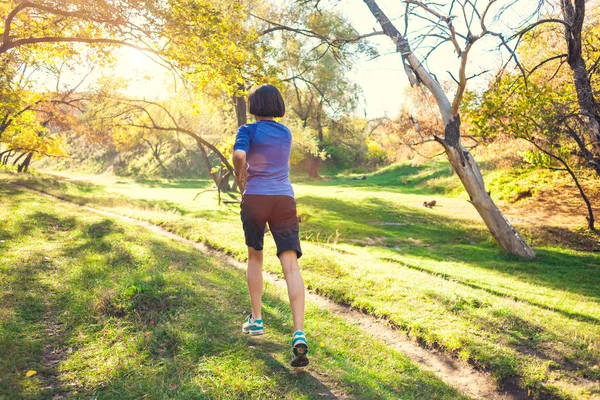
[255,116,274,121]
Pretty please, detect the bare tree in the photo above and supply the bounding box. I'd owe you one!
[355,0,536,258]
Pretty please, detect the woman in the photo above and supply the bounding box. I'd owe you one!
[232,84,309,368]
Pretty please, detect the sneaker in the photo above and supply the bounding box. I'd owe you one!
[242,314,264,336]
[290,330,309,368]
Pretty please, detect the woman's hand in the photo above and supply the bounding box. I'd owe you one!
[232,150,248,192]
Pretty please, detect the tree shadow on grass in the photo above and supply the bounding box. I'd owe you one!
[1,196,464,399]
[8,176,192,216]
[380,253,600,325]
[114,237,462,399]
[425,290,599,398]
[132,177,213,190]
[0,240,67,398]
[298,195,484,246]
[297,195,600,302]
[1,211,341,399]
[414,289,600,400]
[0,226,12,242]
[300,162,458,195]
[427,290,585,366]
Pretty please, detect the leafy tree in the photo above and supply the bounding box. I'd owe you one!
[0,0,280,179]
[0,0,160,55]
[513,0,600,172]
[463,76,596,230]
[0,47,94,170]
[280,0,537,255]
[268,8,368,177]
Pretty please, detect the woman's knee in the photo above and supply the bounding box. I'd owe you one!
[279,250,299,276]
[248,247,263,261]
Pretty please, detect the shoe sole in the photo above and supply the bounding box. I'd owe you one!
[291,344,309,368]
[242,328,265,336]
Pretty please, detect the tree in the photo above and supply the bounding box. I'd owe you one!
[265,8,367,177]
[80,84,238,192]
[161,0,280,128]
[0,1,162,55]
[350,0,536,258]
[283,49,360,177]
[0,0,279,182]
[463,76,596,230]
[0,48,93,170]
[512,0,600,176]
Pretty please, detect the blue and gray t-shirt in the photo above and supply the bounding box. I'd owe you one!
[233,120,294,198]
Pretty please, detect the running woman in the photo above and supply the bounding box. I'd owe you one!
[232,84,309,368]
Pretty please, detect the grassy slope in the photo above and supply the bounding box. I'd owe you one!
[0,184,466,400]
[3,166,600,399]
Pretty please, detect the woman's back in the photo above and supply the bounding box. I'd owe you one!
[234,120,294,197]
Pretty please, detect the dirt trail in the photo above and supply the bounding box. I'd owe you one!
[40,308,70,399]
[24,185,527,400]
[38,262,72,399]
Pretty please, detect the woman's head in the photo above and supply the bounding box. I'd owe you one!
[248,84,285,118]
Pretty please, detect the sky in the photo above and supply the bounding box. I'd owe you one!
[56,0,544,119]
[336,0,541,117]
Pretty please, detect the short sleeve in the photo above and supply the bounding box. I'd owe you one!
[233,125,250,153]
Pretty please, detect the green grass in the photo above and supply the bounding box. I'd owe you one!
[3,167,600,399]
[0,184,467,400]
[293,162,461,195]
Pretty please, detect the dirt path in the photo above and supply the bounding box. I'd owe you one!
[23,185,527,400]
[38,259,72,399]
[40,307,70,399]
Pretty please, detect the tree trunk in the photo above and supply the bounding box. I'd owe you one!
[196,139,233,192]
[308,156,320,178]
[151,148,167,175]
[567,57,600,156]
[441,119,536,258]
[562,0,600,158]
[0,149,12,164]
[234,83,247,127]
[316,110,324,144]
[306,109,324,178]
[218,169,232,192]
[564,160,595,231]
[3,150,15,165]
[11,151,27,166]
[17,152,32,173]
[363,0,536,258]
[197,141,218,184]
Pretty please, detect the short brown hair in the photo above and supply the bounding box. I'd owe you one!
[248,84,285,118]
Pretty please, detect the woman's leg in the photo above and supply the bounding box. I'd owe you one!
[247,247,264,320]
[279,250,305,332]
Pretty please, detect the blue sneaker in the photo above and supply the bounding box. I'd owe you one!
[291,331,309,367]
[242,314,264,336]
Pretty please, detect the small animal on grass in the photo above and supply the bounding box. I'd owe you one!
[512,190,532,203]
[423,200,436,208]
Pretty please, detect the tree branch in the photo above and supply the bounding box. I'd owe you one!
[0,36,158,55]
[527,53,568,76]
[510,18,571,40]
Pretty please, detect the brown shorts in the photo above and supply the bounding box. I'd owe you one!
[240,194,302,258]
